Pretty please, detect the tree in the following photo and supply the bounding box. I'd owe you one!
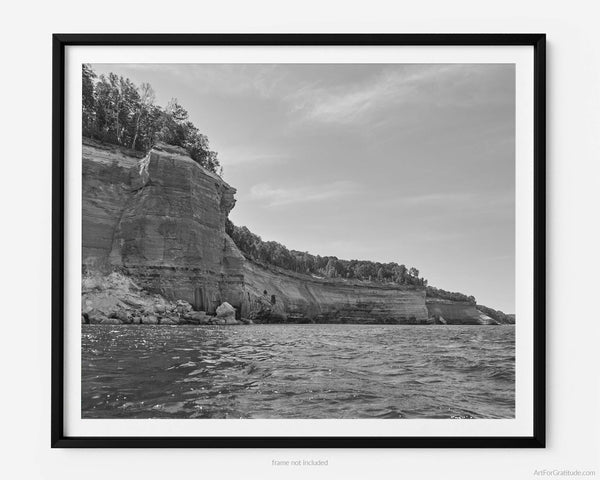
[181,122,221,173]
[131,82,155,150]
[93,74,113,139]
[355,263,373,279]
[92,72,139,145]
[325,258,339,278]
[82,64,96,133]
[108,73,125,143]
[166,98,189,122]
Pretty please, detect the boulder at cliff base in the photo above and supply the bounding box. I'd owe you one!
[216,302,237,322]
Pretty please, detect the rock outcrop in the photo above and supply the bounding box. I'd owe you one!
[83,138,243,315]
[82,141,144,266]
[426,300,498,325]
[82,271,178,325]
[82,139,511,325]
[241,261,428,323]
[82,271,238,326]
[216,302,238,324]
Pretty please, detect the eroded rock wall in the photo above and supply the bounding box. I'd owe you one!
[426,300,498,325]
[83,140,242,313]
[82,139,143,266]
[241,261,429,323]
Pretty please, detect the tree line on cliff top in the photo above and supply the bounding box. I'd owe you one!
[82,64,221,174]
[226,221,480,304]
[226,220,430,286]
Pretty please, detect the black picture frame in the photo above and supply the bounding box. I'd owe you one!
[52,33,546,448]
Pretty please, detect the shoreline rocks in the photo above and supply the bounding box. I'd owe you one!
[81,272,251,326]
[216,302,239,324]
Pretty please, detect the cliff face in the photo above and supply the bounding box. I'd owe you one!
[83,139,243,314]
[242,261,428,323]
[82,141,144,265]
[82,140,503,324]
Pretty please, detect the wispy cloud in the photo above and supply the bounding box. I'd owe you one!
[377,191,514,210]
[286,67,434,125]
[396,192,475,205]
[95,63,514,130]
[98,64,290,98]
[250,180,360,207]
[285,64,513,126]
[219,146,290,166]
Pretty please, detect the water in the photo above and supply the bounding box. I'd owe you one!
[82,324,515,419]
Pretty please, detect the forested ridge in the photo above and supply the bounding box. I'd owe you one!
[425,286,476,304]
[226,220,426,286]
[82,64,221,174]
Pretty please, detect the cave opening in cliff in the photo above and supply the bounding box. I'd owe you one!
[193,286,205,312]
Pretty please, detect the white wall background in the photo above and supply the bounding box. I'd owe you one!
[0,0,598,478]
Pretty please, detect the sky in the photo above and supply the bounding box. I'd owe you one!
[92,63,516,312]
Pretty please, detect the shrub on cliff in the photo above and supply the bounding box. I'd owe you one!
[82,64,221,175]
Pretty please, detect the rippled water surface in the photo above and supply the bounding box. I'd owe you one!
[82,324,514,419]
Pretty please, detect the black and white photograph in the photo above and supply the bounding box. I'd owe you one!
[6,0,600,477]
[80,61,517,420]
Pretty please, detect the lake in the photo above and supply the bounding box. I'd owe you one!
[81,324,514,419]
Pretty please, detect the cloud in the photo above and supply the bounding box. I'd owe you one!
[93,63,514,131]
[286,68,427,124]
[395,192,475,206]
[378,190,514,210]
[156,64,290,99]
[218,146,290,166]
[249,180,360,207]
[285,64,514,126]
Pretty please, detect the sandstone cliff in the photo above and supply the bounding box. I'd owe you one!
[242,260,428,323]
[83,138,243,315]
[426,300,498,325]
[82,141,144,264]
[82,139,510,325]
